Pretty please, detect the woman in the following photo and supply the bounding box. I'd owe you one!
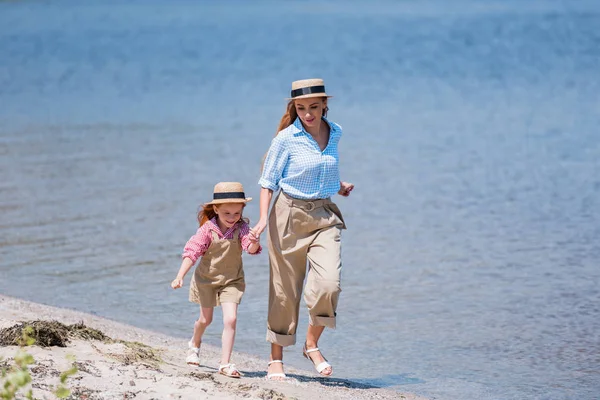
[250,78,354,380]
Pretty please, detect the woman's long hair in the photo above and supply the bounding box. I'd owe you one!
[197,203,248,227]
[276,100,298,135]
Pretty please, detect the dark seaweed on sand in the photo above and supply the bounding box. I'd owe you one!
[0,320,111,347]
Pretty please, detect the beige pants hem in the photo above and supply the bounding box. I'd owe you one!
[266,329,296,347]
[308,314,337,329]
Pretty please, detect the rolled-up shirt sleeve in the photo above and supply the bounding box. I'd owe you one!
[239,222,262,254]
[258,135,288,191]
[182,224,212,263]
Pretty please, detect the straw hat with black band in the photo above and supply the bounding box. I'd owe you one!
[205,182,252,205]
[287,78,333,100]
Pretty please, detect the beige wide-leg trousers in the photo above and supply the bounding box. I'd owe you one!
[266,191,346,347]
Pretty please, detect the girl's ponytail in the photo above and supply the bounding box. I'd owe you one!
[197,204,217,227]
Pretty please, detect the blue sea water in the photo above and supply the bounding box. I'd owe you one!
[1,1,599,399]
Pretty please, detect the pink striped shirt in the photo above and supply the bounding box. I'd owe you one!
[182,218,261,263]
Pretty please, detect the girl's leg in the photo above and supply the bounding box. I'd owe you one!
[220,302,240,377]
[187,307,213,365]
[305,324,332,376]
[220,302,238,365]
[192,307,214,347]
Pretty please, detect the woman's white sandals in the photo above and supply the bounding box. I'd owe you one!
[219,363,242,378]
[266,360,286,380]
[302,344,332,376]
[186,340,200,365]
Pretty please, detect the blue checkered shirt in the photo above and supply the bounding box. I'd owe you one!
[259,117,342,200]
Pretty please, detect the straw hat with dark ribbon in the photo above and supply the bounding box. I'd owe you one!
[205,182,252,205]
[287,78,333,100]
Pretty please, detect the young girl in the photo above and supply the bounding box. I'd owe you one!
[171,182,261,378]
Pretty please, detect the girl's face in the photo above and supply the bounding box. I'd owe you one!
[213,203,244,229]
[294,97,327,129]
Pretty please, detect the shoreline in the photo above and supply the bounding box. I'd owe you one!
[0,294,426,400]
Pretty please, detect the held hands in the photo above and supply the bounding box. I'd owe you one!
[338,181,354,197]
[249,219,267,242]
[247,227,262,254]
[171,277,183,289]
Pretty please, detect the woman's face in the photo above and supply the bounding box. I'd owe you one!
[213,203,243,229]
[294,97,327,129]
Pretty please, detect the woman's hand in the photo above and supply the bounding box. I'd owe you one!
[338,181,354,197]
[171,278,183,289]
[251,188,273,241]
[248,234,260,244]
[250,219,268,241]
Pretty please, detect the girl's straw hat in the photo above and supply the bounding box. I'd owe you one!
[288,78,333,100]
[205,182,252,205]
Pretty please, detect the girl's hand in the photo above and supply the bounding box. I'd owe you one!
[171,278,183,289]
[248,234,260,244]
[247,233,261,254]
[250,219,267,240]
[338,182,354,197]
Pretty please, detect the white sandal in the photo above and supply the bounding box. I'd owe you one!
[219,363,242,378]
[266,360,286,380]
[186,340,200,365]
[302,344,332,376]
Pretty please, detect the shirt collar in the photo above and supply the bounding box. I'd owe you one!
[207,217,221,234]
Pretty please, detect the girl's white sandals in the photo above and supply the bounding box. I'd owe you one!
[186,340,200,365]
[219,363,242,378]
[302,344,332,376]
[266,360,286,380]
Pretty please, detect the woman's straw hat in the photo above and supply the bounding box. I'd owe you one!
[288,78,333,100]
[205,182,252,205]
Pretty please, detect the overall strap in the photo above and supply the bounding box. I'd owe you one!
[210,229,220,241]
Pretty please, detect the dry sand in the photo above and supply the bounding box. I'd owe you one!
[0,295,426,400]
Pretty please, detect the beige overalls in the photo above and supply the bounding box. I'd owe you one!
[266,191,346,347]
[189,228,245,307]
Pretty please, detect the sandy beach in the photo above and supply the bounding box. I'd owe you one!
[0,295,425,400]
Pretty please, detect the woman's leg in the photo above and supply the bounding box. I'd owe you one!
[220,302,239,368]
[304,225,342,329]
[267,343,285,379]
[266,203,309,347]
[303,225,343,376]
[305,324,332,376]
[265,198,311,379]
